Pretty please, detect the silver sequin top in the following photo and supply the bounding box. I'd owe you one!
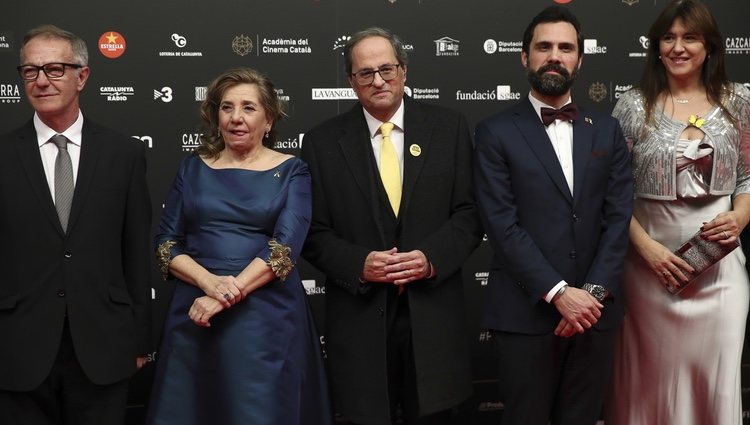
[613,82,750,200]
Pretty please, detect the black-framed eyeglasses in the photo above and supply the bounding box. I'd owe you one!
[16,63,84,81]
[351,64,402,85]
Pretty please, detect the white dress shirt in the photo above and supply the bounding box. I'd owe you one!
[527,93,576,303]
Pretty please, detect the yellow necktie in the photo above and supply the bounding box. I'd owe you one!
[379,122,401,216]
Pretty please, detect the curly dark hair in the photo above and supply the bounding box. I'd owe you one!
[196,68,284,159]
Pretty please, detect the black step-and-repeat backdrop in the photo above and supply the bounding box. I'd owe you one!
[2,0,750,423]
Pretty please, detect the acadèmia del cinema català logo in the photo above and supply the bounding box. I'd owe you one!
[98,31,126,59]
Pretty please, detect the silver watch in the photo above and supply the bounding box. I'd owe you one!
[582,283,609,301]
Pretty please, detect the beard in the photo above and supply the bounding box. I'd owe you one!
[526,63,577,97]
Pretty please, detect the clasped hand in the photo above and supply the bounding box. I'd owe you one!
[199,274,243,308]
[189,273,243,327]
[189,296,224,327]
[553,287,603,338]
[362,248,431,287]
[639,213,740,291]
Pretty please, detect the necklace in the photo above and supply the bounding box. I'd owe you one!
[672,94,693,104]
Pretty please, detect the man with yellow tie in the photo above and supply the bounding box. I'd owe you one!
[301,27,482,425]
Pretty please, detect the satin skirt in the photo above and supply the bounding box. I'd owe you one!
[145,268,331,425]
[605,195,749,425]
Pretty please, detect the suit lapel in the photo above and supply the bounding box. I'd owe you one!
[66,119,101,234]
[513,100,573,203]
[14,121,66,235]
[572,110,594,205]
[401,98,430,217]
[337,105,388,246]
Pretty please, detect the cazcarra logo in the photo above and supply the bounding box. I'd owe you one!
[182,133,202,152]
[726,36,750,54]
[0,83,21,103]
[475,271,489,286]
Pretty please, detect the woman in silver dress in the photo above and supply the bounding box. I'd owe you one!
[604,1,750,424]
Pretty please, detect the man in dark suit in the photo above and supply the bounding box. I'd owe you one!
[0,25,151,425]
[473,7,633,425]
[301,27,482,425]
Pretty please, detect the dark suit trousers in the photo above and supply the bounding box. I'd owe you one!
[386,290,452,425]
[0,319,129,425]
[492,327,616,425]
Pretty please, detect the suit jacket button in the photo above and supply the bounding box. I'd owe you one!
[57,289,65,297]
[377,307,384,316]
[64,251,72,258]
[572,213,580,222]
[569,250,577,259]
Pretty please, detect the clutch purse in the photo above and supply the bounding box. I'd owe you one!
[667,230,739,294]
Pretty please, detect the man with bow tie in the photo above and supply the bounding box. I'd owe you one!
[473,6,633,425]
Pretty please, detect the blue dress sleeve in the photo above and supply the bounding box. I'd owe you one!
[155,157,190,280]
[255,158,312,281]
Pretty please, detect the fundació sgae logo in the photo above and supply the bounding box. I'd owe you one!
[98,31,126,59]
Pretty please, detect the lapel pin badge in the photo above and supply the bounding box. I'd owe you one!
[585,117,593,125]
[273,170,280,178]
[409,144,421,157]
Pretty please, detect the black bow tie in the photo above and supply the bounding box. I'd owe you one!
[540,102,579,126]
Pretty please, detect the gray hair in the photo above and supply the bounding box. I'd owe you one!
[343,27,408,75]
[20,24,88,66]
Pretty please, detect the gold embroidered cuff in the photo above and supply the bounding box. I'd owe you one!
[156,240,178,280]
[266,238,293,282]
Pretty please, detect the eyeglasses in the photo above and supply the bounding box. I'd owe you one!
[17,63,84,81]
[351,64,402,85]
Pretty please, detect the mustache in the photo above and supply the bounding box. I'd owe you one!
[535,63,571,79]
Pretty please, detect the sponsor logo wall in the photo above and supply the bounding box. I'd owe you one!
[2,1,749,423]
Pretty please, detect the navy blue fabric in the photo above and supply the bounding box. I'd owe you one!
[147,155,330,425]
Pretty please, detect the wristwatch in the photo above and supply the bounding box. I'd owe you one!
[582,283,609,301]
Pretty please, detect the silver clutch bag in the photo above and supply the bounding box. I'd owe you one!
[667,230,739,294]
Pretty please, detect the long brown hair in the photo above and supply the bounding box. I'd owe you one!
[640,0,732,122]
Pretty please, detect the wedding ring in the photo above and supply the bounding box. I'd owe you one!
[723,231,729,238]
[223,293,231,301]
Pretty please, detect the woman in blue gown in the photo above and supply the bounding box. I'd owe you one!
[146,68,331,425]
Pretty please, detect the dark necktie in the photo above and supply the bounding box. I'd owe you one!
[51,134,74,231]
[540,102,579,126]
